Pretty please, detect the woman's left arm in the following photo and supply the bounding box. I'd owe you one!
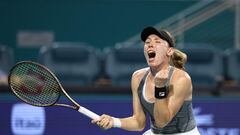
[153,71,192,128]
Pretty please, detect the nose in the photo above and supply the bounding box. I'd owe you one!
[148,42,153,48]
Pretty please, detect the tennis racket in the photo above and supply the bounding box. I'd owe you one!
[8,61,100,120]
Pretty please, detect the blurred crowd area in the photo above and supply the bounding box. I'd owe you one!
[0,42,239,96]
[0,0,239,96]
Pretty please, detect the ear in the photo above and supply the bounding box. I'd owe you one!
[166,47,174,57]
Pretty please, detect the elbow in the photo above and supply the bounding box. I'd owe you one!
[154,112,171,128]
[154,117,171,128]
[155,122,168,128]
[135,127,145,131]
[136,121,146,131]
[134,116,146,131]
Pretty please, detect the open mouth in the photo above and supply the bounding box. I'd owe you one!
[148,51,156,59]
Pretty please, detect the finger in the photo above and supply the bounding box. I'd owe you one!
[99,115,110,123]
[92,118,101,123]
[105,119,113,129]
[100,117,112,129]
[96,114,108,123]
[102,120,110,129]
[97,121,103,128]
[99,117,109,127]
[103,117,114,129]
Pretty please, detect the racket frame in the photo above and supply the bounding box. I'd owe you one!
[8,61,80,110]
[9,61,100,120]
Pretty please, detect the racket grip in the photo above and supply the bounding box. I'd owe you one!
[78,106,100,120]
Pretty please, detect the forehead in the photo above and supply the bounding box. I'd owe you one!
[146,34,163,40]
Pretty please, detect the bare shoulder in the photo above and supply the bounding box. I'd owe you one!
[171,68,193,100]
[131,67,149,92]
[132,67,149,80]
[172,68,192,86]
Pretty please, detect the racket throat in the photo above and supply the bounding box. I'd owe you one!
[54,103,79,110]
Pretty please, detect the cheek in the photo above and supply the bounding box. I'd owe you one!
[157,49,169,61]
[144,52,148,58]
[156,46,166,56]
[143,48,148,58]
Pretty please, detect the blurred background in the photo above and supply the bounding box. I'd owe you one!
[0,0,240,134]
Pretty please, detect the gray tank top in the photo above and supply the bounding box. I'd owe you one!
[138,67,196,134]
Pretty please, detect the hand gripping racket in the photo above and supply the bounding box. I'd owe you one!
[8,61,100,120]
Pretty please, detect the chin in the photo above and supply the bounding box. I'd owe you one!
[148,62,158,67]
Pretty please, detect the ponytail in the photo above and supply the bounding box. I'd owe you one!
[170,49,187,70]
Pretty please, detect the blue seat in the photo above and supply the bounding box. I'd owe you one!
[0,45,14,86]
[226,49,240,84]
[0,45,14,73]
[105,45,147,87]
[38,42,101,87]
[181,44,224,90]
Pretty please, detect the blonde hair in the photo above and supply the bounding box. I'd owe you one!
[170,49,187,70]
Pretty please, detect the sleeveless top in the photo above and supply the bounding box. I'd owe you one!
[137,67,196,134]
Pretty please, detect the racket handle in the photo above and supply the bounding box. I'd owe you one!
[78,106,100,120]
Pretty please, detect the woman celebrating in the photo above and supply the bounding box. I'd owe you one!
[92,26,200,135]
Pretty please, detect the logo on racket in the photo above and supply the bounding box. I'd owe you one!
[20,69,46,95]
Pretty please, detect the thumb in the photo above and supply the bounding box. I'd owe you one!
[91,119,99,124]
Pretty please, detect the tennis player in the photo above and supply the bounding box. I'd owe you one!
[92,26,201,135]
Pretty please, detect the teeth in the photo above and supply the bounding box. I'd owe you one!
[148,50,154,53]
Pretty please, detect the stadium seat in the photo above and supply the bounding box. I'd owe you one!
[38,42,101,87]
[105,45,147,87]
[0,45,14,85]
[0,45,14,73]
[225,49,240,84]
[181,43,224,91]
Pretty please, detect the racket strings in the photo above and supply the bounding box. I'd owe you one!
[10,62,61,106]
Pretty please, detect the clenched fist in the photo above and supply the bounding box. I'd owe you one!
[154,68,169,88]
[91,114,114,130]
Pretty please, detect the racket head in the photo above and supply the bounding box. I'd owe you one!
[8,61,62,107]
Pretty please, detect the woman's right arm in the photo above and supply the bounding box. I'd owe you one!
[92,69,147,131]
[120,69,147,131]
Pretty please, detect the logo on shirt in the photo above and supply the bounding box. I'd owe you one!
[159,92,165,97]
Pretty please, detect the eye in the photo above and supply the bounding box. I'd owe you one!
[155,41,161,43]
[145,41,150,44]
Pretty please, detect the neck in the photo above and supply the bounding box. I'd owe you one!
[150,63,170,76]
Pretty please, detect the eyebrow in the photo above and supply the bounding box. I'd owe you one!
[146,37,162,42]
[145,38,151,41]
[154,37,161,41]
